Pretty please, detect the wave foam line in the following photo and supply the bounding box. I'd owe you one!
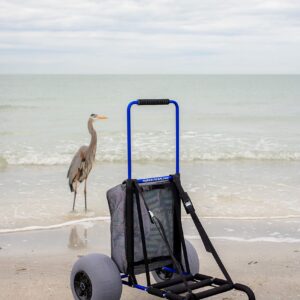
[3,149,300,165]
[200,215,300,220]
[185,235,300,243]
[0,216,111,234]
[1,215,300,234]
[181,215,300,220]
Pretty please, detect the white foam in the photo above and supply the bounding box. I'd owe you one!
[200,215,300,220]
[164,215,300,220]
[213,236,300,243]
[3,132,300,165]
[1,215,300,235]
[5,150,300,165]
[0,216,110,234]
[224,228,235,232]
[185,235,300,243]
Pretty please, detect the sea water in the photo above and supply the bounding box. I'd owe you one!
[0,75,300,231]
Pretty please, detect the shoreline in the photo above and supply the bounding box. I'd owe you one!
[1,214,300,235]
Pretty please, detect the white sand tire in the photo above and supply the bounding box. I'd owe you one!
[70,253,122,300]
[152,239,199,283]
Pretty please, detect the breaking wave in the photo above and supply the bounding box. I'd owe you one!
[1,132,300,165]
[2,150,300,166]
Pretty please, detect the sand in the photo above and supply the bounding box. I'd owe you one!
[0,220,299,300]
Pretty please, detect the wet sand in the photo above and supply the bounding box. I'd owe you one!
[0,220,299,300]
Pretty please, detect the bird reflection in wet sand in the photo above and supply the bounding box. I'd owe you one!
[67,114,107,211]
[68,226,88,249]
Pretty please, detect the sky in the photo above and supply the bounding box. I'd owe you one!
[0,0,300,74]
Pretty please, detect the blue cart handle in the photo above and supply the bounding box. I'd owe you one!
[127,99,180,179]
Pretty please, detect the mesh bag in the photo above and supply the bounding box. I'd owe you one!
[107,180,179,274]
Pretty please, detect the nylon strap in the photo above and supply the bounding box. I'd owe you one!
[125,180,135,277]
[172,174,233,284]
[134,187,151,286]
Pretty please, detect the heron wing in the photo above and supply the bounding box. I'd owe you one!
[67,146,88,190]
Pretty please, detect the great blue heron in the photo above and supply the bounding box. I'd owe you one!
[67,114,107,211]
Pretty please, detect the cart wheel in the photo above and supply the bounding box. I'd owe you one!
[70,253,122,300]
[152,240,199,282]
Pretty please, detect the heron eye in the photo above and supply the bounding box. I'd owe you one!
[90,114,96,117]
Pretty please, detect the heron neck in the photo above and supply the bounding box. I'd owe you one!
[88,119,97,148]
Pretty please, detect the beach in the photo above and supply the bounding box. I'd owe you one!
[1,218,299,300]
[1,75,300,299]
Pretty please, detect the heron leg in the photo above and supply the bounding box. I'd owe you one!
[72,182,78,211]
[84,179,87,212]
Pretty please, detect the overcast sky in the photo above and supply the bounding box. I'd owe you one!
[0,0,299,74]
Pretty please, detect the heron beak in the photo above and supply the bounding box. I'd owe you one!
[97,115,108,120]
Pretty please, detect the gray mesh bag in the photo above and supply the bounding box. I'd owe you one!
[107,180,180,275]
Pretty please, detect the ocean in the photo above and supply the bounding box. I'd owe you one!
[0,75,300,232]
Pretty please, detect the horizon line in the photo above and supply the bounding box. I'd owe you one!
[0,73,299,76]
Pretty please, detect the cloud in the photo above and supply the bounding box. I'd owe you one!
[0,0,299,73]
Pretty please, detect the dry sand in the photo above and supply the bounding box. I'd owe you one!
[0,221,299,300]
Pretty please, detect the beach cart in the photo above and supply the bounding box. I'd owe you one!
[70,99,256,300]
